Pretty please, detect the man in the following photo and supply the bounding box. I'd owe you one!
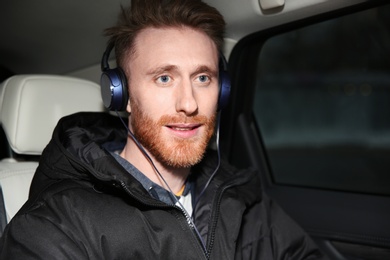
[0,0,327,259]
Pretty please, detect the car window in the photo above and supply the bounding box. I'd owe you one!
[253,4,390,195]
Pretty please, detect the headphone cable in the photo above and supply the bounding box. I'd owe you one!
[115,111,211,251]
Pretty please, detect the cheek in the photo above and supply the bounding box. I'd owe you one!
[198,88,219,114]
[131,90,172,118]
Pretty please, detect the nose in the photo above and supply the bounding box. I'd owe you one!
[175,80,198,115]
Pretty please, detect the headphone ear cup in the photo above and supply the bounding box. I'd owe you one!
[100,67,128,111]
[218,70,231,111]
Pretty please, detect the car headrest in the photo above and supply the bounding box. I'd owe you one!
[0,75,105,155]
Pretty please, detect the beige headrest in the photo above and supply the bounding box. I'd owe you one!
[0,75,105,155]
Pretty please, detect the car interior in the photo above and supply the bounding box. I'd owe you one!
[1,0,389,259]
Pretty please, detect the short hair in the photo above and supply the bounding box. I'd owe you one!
[104,0,226,68]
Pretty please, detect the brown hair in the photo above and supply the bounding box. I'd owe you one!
[104,0,226,68]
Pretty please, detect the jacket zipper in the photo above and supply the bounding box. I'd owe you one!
[177,203,210,258]
[119,181,209,260]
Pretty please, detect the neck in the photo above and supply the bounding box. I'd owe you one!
[120,136,190,194]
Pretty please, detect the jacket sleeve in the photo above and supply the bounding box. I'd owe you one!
[0,213,87,259]
[235,192,330,260]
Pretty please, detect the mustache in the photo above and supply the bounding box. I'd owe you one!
[157,114,212,125]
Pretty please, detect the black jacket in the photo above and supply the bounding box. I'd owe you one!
[0,112,326,259]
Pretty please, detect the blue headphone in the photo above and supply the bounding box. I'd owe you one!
[100,43,230,111]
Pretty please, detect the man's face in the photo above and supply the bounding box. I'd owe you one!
[124,26,219,168]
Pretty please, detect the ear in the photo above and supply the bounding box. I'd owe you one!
[126,99,131,113]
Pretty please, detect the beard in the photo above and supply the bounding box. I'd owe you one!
[130,103,216,168]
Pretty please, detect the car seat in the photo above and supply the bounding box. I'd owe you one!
[0,75,105,234]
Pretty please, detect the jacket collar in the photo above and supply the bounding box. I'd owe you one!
[36,112,261,206]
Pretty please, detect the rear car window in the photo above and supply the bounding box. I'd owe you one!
[253,4,390,195]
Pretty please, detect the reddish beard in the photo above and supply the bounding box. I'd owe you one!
[131,104,216,168]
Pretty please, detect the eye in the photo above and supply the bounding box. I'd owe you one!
[157,75,171,83]
[198,75,210,83]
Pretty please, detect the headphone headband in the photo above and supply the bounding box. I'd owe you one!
[101,42,113,72]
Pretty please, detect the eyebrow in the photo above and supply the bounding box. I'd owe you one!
[146,64,218,78]
[146,65,178,76]
[191,65,218,79]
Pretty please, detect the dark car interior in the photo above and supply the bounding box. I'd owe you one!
[221,1,390,259]
[1,0,390,259]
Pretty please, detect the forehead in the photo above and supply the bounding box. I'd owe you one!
[129,26,218,67]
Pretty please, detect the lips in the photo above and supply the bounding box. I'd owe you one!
[165,123,202,138]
